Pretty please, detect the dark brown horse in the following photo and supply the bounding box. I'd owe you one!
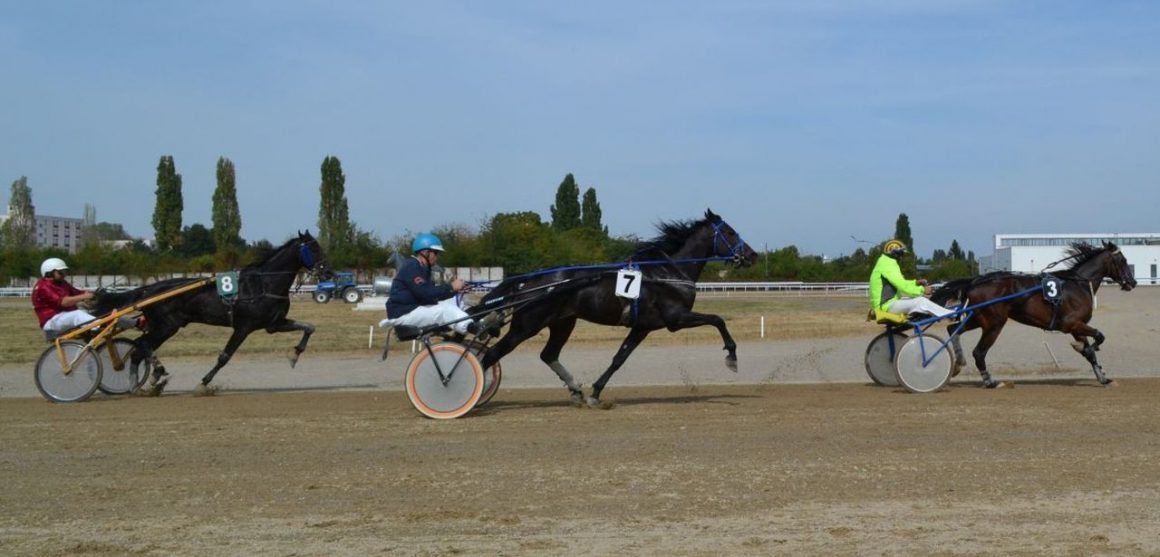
[470,210,758,406]
[932,242,1136,387]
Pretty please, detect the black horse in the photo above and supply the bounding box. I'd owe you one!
[470,210,758,406]
[932,242,1136,387]
[91,231,333,393]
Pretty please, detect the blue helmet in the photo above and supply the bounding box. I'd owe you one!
[412,233,444,254]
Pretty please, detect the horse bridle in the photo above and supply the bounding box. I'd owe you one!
[712,221,749,265]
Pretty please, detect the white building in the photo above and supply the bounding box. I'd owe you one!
[1,211,85,254]
[979,233,1160,285]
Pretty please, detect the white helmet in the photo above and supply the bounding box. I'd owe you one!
[40,258,68,277]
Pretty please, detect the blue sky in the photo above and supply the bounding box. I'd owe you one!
[3,1,1158,258]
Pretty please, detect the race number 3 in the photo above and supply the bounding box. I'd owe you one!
[616,269,643,299]
[217,271,239,298]
[1042,276,1062,304]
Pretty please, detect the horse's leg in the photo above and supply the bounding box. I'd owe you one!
[971,320,1007,388]
[1069,325,1113,386]
[539,317,584,403]
[664,311,738,371]
[589,326,652,407]
[266,319,315,368]
[946,320,978,375]
[132,326,180,393]
[479,310,550,370]
[200,328,255,387]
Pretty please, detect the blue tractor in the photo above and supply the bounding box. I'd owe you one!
[313,271,363,303]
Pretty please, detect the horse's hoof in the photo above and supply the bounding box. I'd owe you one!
[194,383,220,397]
[725,356,738,373]
[570,390,586,407]
[1103,380,1119,388]
[586,396,614,409]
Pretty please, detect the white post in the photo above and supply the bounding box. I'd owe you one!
[760,316,765,339]
[368,326,374,348]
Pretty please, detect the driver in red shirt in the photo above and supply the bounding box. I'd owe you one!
[32,257,97,335]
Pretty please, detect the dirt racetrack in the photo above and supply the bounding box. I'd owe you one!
[3,288,1160,555]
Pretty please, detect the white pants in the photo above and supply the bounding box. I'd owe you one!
[43,310,97,332]
[379,297,471,334]
[887,296,954,318]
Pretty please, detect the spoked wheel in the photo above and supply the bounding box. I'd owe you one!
[405,342,484,419]
[468,347,502,407]
[35,341,103,403]
[96,338,153,395]
[865,330,907,386]
[894,333,953,393]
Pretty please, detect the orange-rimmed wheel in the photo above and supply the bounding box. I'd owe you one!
[405,342,484,419]
[468,347,502,407]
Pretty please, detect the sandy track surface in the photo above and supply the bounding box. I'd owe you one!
[3,382,1160,556]
[2,288,1159,555]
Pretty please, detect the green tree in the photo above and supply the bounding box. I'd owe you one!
[550,173,581,232]
[2,176,36,250]
[580,187,605,234]
[179,224,215,257]
[949,239,965,260]
[151,155,184,251]
[893,213,916,275]
[212,157,243,255]
[482,211,554,274]
[317,156,352,255]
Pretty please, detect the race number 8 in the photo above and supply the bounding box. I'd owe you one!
[217,271,239,298]
[616,269,642,299]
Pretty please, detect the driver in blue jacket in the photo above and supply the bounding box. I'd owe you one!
[384,233,477,335]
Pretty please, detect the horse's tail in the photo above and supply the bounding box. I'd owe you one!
[931,278,973,306]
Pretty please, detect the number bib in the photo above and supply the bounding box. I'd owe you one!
[616,269,643,299]
[217,271,239,298]
[1041,275,1062,305]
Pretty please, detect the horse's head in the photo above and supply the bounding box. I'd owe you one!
[297,230,335,281]
[704,209,758,267]
[1100,242,1136,291]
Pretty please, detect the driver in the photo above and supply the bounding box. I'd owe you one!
[869,240,954,319]
[383,233,481,336]
[32,257,98,335]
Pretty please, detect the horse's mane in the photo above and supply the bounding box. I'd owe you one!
[1054,242,1111,277]
[243,236,300,271]
[633,213,717,258]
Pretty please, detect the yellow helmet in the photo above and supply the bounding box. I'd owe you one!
[883,239,907,256]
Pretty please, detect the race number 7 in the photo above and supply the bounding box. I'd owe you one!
[616,269,642,299]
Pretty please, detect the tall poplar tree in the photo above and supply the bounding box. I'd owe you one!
[893,213,916,274]
[550,173,581,231]
[2,176,36,250]
[212,157,242,251]
[317,155,352,254]
[580,187,605,234]
[152,155,183,251]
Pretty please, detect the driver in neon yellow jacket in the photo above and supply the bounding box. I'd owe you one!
[869,240,953,318]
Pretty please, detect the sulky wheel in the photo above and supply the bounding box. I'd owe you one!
[468,347,502,407]
[96,338,152,395]
[405,342,484,419]
[894,333,953,393]
[864,330,907,386]
[34,341,103,403]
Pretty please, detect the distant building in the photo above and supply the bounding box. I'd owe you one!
[0,210,85,254]
[35,214,84,254]
[979,233,1160,285]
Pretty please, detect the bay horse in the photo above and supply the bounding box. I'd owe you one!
[91,231,333,393]
[932,242,1136,388]
[470,209,758,406]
